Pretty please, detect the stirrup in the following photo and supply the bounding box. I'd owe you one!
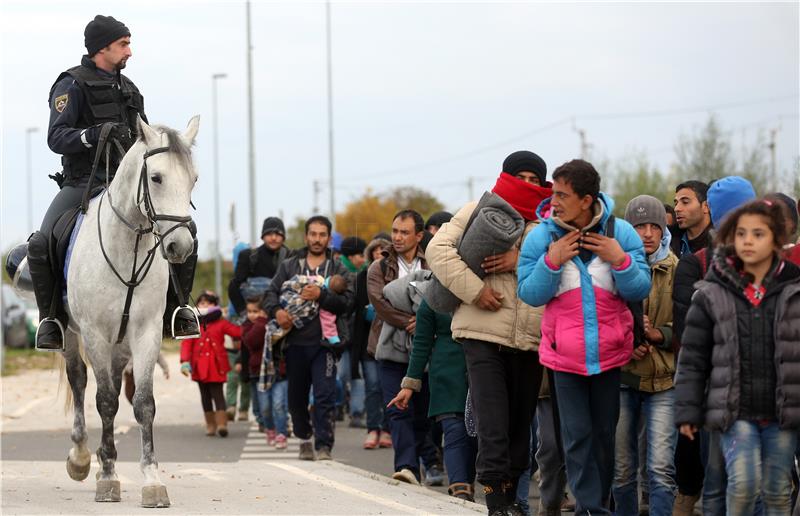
[35,318,65,352]
[171,306,200,340]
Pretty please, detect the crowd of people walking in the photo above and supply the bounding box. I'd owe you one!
[176,149,800,516]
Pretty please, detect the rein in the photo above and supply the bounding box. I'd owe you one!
[87,125,194,344]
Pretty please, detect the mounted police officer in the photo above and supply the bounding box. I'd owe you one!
[27,15,200,351]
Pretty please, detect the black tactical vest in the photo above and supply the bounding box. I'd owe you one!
[49,56,146,185]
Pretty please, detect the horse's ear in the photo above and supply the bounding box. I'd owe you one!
[182,115,200,146]
[136,115,160,147]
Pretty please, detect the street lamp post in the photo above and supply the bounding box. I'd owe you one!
[25,127,39,233]
[212,73,227,298]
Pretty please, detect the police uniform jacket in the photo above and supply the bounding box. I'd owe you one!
[47,55,146,187]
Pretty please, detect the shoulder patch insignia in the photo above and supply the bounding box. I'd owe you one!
[54,94,69,113]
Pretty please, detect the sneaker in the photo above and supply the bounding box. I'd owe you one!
[424,465,445,487]
[349,413,366,428]
[225,407,235,421]
[363,430,380,450]
[316,446,332,461]
[378,431,393,448]
[265,429,277,447]
[237,410,249,422]
[298,441,314,461]
[274,434,288,450]
[391,468,419,485]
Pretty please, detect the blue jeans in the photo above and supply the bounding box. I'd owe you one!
[553,368,621,515]
[379,359,438,479]
[336,349,366,415]
[267,380,289,435]
[252,379,289,435]
[612,387,677,516]
[721,420,797,516]
[699,430,727,516]
[440,416,478,485]
[361,356,386,431]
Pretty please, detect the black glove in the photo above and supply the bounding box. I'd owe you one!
[108,123,134,150]
[85,122,133,150]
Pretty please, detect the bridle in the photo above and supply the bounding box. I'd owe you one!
[83,122,195,344]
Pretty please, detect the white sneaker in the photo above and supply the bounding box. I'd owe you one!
[391,468,419,485]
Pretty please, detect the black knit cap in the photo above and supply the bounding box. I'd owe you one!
[85,15,131,57]
[340,236,367,257]
[261,217,286,238]
[502,150,547,185]
[425,211,453,230]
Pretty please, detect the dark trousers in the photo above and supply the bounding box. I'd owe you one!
[286,344,337,450]
[674,433,703,496]
[198,382,226,412]
[461,339,542,486]
[379,359,439,479]
[40,183,85,235]
[552,368,621,515]
[441,416,478,485]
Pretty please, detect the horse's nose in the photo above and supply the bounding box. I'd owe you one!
[167,242,177,256]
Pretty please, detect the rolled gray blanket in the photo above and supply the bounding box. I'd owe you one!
[375,270,432,363]
[425,191,524,313]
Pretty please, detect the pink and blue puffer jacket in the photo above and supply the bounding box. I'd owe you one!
[517,193,651,376]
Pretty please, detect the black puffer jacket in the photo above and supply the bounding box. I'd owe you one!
[674,250,800,431]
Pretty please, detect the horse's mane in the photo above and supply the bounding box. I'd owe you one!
[150,125,194,169]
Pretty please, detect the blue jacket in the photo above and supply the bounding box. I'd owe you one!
[517,192,651,375]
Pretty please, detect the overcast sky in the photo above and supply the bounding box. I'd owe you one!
[2,1,798,259]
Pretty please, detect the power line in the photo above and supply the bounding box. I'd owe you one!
[339,94,797,182]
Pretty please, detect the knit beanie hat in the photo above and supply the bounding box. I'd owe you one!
[261,217,286,237]
[425,211,453,230]
[339,236,367,257]
[624,195,667,234]
[85,15,131,57]
[766,192,799,232]
[502,151,547,185]
[707,176,756,228]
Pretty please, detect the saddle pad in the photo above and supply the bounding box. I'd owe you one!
[63,191,103,289]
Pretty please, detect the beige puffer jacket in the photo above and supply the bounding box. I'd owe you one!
[426,201,542,351]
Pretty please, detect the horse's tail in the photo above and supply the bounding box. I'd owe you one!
[58,332,87,415]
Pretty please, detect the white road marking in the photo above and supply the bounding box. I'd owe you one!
[267,462,425,514]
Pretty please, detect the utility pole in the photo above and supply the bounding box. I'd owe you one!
[768,127,778,192]
[572,118,590,159]
[325,0,336,221]
[211,73,227,298]
[25,127,39,233]
[246,1,257,245]
[467,176,474,201]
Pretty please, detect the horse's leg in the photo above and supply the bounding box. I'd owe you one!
[132,336,170,508]
[64,330,91,481]
[91,344,126,502]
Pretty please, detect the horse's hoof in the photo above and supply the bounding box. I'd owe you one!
[141,485,170,508]
[95,479,121,502]
[66,456,91,481]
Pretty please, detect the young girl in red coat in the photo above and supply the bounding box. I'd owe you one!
[180,291,242,437]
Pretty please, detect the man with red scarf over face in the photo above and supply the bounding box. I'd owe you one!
[427,151,552,515]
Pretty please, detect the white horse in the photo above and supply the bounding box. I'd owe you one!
[62,116,199,507]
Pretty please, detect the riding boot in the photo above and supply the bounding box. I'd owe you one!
[164,249,200,340]
[27,231,65,351]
